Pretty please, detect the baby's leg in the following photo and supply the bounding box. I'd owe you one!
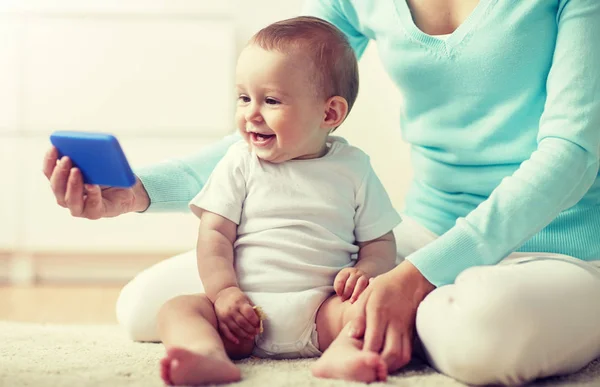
[311,295,387,383]
[157,294,254,386]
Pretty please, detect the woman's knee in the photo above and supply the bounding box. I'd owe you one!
[116,277,162,342]
[116,250,203,342]
[416,266,542,385]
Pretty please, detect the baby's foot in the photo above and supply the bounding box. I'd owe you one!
[160,347,241,386]
[312,321,387,383]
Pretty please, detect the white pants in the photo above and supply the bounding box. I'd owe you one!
[116,217,600,386]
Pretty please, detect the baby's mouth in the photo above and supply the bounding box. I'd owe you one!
[250,132,276,145]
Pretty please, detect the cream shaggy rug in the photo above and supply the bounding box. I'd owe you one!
[1,321,599,387]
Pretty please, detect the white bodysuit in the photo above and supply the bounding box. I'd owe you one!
[189,139,401,357]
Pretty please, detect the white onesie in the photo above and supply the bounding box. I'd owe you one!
[189,138,401,358]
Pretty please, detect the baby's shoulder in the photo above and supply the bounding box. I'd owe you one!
[227,139,251,155]
[329,140,372,171]
[222,140,252,163]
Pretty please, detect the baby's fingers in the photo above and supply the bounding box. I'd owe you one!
[342,272,360,301]
[334,270,350,297]
[219,322,239,345]
[234,311,257,338]
[241,304,260,329]
[350,276,369,303]
[227,314,253,339]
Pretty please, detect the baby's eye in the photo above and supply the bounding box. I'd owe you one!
[238,95,250,103]
[265,97,280,105]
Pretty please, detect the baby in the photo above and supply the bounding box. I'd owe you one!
[157,16,401,386]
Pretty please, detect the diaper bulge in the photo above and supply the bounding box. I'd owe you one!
[247,287,332,357]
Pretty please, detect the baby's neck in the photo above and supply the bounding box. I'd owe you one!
[294,142,330,160]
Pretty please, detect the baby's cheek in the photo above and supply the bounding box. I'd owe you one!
[234,114,245,129]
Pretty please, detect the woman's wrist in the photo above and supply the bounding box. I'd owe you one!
[132,177,151,212]
[394,260,436,301]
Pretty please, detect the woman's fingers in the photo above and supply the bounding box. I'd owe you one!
[381,324,408,372]
[64,168,85,216]
[347,314,367,339]
[82,184,103,220]
[49,157,72,207]
[401,332,413,369]
[42,147,59,180]
[363,301,386,353]
[44,151,109,220]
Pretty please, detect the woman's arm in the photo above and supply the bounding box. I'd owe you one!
[135,132,241,213]
[353,0,600,372]
[408,0,600,287]
[302,0,370,59]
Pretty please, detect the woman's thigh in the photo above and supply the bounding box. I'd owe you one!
[416,255,600,385]
[116,249,203,341]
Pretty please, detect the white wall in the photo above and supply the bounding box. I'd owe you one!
[0,1,410,282]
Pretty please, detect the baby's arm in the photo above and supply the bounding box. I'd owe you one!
[196,210,238,300]
[355,231,396,277]
[334,231,396,303]
[196,211,260,344]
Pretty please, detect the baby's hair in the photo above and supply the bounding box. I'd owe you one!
[249,16,359,114]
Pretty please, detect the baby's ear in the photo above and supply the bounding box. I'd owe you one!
[322,96,348,130]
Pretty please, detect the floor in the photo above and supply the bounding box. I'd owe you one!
[0,285,123,324]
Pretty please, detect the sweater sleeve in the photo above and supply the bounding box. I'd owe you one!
[407,0,600,287]
[135,132,241,212]
[301,0,370,59]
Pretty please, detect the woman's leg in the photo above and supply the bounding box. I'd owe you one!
[116,249,202,341]
[416,256,600,385]
[393,215,600,384]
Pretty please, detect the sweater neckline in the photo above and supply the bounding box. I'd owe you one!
[394,0,495,54]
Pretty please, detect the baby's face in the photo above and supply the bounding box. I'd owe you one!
[235,45,329,163]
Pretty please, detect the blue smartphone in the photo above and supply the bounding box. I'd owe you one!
[49,131,136,188]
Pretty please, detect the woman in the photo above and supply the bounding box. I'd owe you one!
[44,0,600,385]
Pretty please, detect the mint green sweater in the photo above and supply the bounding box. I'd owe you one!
[137,0,600,286]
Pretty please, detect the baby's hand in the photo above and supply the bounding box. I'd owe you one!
[334,267,370,303]
[214,287,261,344]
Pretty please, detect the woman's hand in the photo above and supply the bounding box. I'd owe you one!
[334,267,370,303]
[351,260,436,372]
[43,146,149,218]
[213,287,261,345]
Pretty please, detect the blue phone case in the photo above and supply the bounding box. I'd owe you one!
[50,131,136,188]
